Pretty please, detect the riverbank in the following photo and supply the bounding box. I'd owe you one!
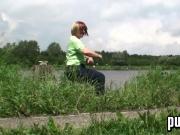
[54,65,180,71]
[0,65,179,117]
[0,65,180,134]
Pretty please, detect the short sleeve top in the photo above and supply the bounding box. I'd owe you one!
[66,36,86,65]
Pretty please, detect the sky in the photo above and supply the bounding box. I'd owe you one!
[0,0,180,55]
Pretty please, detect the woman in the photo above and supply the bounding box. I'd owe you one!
[65,21,105,95]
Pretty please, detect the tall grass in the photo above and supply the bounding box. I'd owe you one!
[0,65,96,117]
[0,65,179,117]
[118,68,180,109]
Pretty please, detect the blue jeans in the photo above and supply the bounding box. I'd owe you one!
[65,64,105,95]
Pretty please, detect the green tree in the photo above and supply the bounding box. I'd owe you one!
[47,42,65,65]
[1,42,16,64]
[112,51,128,65]
[11,40,40,66]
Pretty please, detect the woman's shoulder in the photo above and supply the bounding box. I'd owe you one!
[70,35,78,40]
[70,36,81,43]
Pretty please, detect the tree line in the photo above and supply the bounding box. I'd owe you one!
[0,40,180,67]
[0,40,65,67]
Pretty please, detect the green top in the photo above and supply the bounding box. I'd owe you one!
[66,36,86,65]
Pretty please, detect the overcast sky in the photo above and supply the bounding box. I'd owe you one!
[0,0,180,55]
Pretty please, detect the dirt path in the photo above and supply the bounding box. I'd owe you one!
[0,107,179,129]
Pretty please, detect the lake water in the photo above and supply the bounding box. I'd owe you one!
[53,70,145,90]
[23,70,145,90]
[100,70,145,89]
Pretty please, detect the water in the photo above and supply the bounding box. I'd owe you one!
[101,70,144,90]
[54,70,145,90]
[23,70,145,90]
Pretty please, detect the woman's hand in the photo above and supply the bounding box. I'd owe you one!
[87,57,94,65]
[97,54,102,59]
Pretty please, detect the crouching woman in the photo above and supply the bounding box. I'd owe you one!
[65,21,105,95]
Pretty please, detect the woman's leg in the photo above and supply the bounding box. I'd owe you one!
[78,65,105,95]
[64,66,79,81]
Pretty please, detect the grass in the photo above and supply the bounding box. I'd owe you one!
[0,109,180,135]
[0,65,179,117]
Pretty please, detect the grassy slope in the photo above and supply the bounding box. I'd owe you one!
[0,65,179,117]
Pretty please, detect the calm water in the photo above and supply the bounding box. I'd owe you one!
[54,70,145,90]
[23,70,145,90]
[101,70,145,89]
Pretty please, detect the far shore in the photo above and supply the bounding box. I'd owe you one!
[52,65,180,71]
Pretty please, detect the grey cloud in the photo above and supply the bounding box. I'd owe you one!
[127,43,180,55]
[1,0,180,55]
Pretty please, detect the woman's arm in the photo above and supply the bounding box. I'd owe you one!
[82,47,102,59]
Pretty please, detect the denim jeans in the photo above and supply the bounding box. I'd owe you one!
[65,64,105,95]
